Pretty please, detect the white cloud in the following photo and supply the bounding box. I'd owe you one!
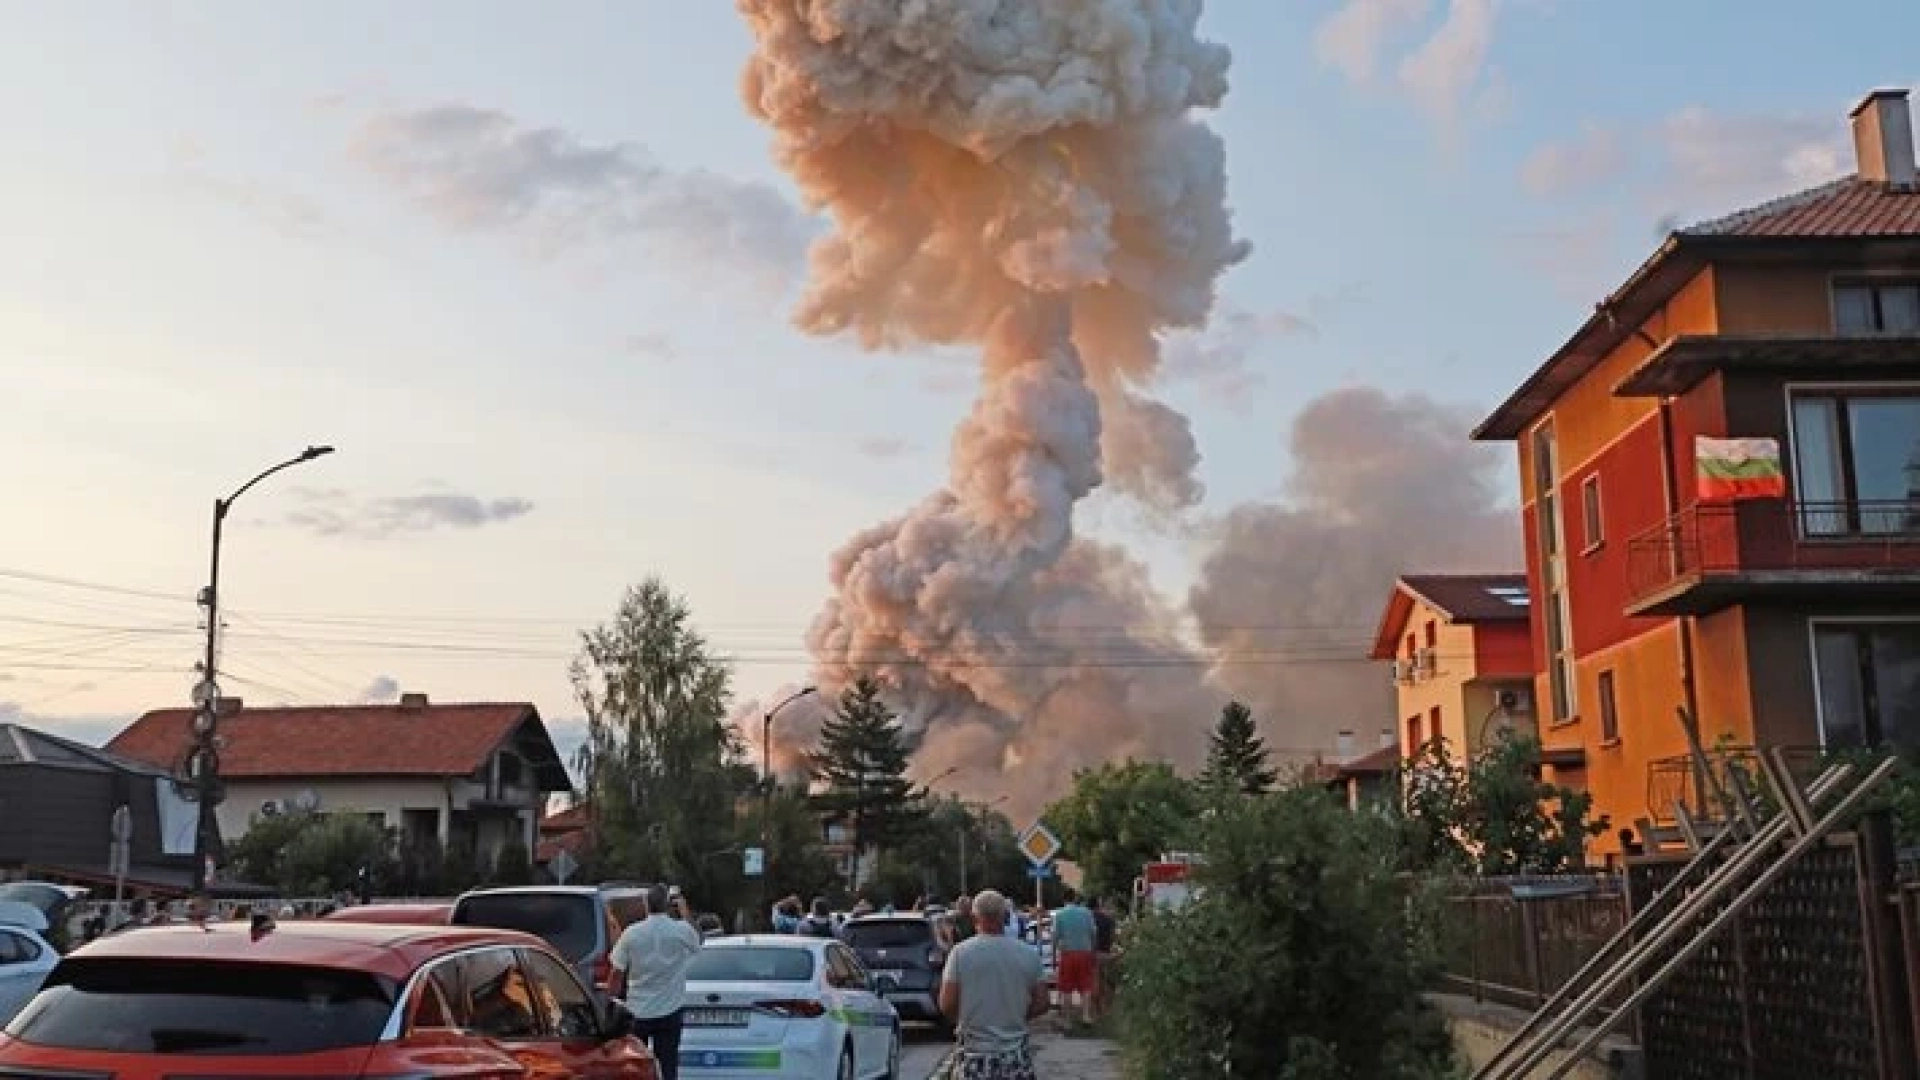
[346,102,817,295]
[1162,305,1316,404]
[276,487,535,538]
[1397,0,1499,142]
[1316,0,1507,145]
[854,437,913,460]
[1313,0,1431,85]
[1519,122,1630,197]
[357,676,401,704]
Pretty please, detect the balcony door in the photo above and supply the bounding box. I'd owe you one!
[1789,388,1920,536]
[1811,621,1920,753]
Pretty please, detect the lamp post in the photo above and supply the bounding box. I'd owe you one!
[758,686,816,926]
[189,445,335,895]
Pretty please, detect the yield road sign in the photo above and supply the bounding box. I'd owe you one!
[1017,821,1060,866]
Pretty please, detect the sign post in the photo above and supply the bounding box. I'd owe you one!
[109,804,132,909]
[1017,821,1061,913]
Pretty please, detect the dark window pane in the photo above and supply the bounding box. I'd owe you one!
[453,893,598,962]
[687,948,815,983]
[1868,626,1920,752]
[442,950,541,1039]
[1815,628,1868,748]
[1845,396,1920,532]
[519,949,598,1039]
[840,921,935,950]
[4,960,395,1055]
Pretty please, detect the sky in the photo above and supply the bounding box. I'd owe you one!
[2,1,1915,777]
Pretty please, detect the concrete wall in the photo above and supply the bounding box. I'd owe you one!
[1433,993,1642,1080]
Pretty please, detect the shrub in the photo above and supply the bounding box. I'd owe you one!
[1117,784,1460,1080]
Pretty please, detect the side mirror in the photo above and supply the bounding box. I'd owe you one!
[601,1000,635,1041]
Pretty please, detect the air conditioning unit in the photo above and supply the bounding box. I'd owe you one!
[1389,660,1412,685]
[1498,688,1534,714]
[1416,648,1438,677]
[259,799,282,818]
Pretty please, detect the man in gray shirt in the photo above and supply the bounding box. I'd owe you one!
[938,889,1048,1079]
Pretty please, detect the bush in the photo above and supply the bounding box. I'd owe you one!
[1118,785,1461,1080]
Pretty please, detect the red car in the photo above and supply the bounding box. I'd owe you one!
[0,919,659,1079]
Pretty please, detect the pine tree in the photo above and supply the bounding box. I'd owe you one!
[1201,700,1277,795]
[811,679,929,858]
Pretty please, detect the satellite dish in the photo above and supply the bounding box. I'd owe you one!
[293,790,322,813]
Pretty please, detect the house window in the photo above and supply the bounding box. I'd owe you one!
[1407,715,1423,752]
[1812,622,1920,752]
[1533,420,1577,721]
[1790,390,1920,535]
[1834,281,1920,335]
[1581,475,1604,550]
[1598,670,1619,744]
[1424,620,1437,649]
[1428,706,1442,748]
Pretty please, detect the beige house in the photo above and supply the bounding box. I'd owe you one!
[108,694,571,867]
[1369,574,1541,765]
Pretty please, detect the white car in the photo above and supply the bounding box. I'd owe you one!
[679,935,900,1080]
[0,901,59,1027]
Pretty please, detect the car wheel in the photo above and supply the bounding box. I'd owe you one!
[838,1042,856,1080]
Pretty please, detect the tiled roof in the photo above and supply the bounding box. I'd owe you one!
[1333,744,1401,779]
[107,702,569,789]
[1399,574,1531,623]
[1683,176,1920,238]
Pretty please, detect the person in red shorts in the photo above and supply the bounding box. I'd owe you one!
[1049,888,1098,1028]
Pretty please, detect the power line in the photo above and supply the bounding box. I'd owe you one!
[0,566,188,603]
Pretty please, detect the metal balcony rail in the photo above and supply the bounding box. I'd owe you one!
[1625,498,1920,606]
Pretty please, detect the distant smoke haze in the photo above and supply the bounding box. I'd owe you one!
[357,676,402,704]
[277,488,534,538]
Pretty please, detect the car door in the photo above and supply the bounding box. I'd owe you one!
[438,947,580,1080]
[519,947,656,1079]
[827,945,889,1076]
[0,929,47,1024]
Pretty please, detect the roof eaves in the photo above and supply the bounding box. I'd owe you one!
[1368,589,1416,661]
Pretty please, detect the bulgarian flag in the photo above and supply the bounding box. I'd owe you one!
[1696,436,1786,501]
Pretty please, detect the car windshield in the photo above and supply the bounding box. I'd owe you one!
[687,948,815,983]
[4,959,396,1056]
[454,892,597,961]
[841,920,934,949]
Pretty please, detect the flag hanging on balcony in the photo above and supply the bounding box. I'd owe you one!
[1696,436,1786,501]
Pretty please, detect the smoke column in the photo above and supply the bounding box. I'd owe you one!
[738,1,1246,805]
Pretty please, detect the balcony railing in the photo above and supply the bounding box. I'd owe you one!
[1624,499,1920,613]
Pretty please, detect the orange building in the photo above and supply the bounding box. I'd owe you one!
[1474,89,1920,855]
[1368,574,1541,765]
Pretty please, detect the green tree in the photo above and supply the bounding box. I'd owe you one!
[810,679,928,864]
[1044,760,1199,902]
[490,835,534,886]
[1397,733,1607,876]
[1120,784,1459,1079]
[227,811,316,891]
[1394,737,1470,873]
[750,787,842,910]
[278,814,396,897]
[571,578,753,911]
[1199,700,1277,795]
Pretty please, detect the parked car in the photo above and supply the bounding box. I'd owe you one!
[0,902,59,1027]
[0,920,658,1079]
[681,935,899,1080]
[322,901,455,925]
[837,914,948,1032]
[449,885,627,999]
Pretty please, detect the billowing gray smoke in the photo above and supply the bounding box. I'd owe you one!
[1188,387,1521,761]
[737,1,1245,808]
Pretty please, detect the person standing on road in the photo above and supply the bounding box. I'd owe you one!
[939,890,1048,1080]
[798,897,838,938]
[608,884,703,1080]
[1087,896,1118,1021]
[1049,889,1096,1028]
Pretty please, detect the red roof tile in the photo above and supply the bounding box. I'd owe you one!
[1684,177,1920,238]
[107,702,568,788]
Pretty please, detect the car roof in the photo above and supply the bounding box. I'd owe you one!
[72,921,549,980]
[703,934,830,951]
[458,885,604,898]
[845,913,935,924]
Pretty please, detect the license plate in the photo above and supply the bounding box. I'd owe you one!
[685,1007,750,1027]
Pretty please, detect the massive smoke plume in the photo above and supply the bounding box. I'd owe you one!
[1188,387,1521,760]
[737,1,1245,805]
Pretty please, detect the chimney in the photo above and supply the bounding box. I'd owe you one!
[1379,729,1396,751]
[398,692,429,709]
[1336,729,1355,762]
[1850,89,1916,188]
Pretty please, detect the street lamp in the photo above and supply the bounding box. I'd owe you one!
[189,445,335,894]
[757,686,816,926]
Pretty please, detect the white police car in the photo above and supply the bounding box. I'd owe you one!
[679,935,900,1080]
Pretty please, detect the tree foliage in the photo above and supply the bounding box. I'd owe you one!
[1118,785,1459,1079]
[810,678,928,856]
[1199,700,1277,795]
[1398,733,1608,875]
[489,835,534,886]
[749,787,843,909]
[1044,760,1199,902]
[571,578,754,909]
[877,795,1031,905]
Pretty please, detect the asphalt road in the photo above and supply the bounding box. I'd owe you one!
[899,1026,953,1078]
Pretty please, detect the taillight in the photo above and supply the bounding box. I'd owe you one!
[591,955,613,990]
[755,998,827,1018]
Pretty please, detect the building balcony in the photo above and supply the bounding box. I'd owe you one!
[1624,500,1920,616]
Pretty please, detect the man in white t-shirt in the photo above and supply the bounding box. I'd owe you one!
[609,885,703,1080]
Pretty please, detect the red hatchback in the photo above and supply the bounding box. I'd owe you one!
[0,920,659,1079]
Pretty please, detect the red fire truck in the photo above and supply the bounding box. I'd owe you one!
[1133,852,1201,914]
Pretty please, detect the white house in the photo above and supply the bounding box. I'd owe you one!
[108,694,571,867]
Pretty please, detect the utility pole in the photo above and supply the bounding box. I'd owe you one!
[189,446,335,896]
